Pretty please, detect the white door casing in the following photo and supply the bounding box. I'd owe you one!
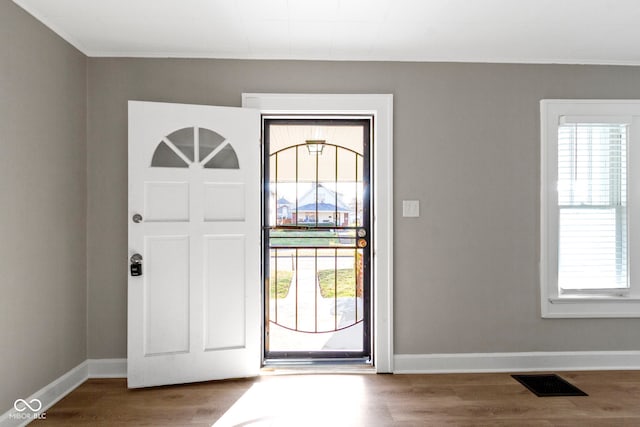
[242,93,394,373]
[128,101,260,388]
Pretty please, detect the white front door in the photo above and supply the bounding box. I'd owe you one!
[127,101,260,388]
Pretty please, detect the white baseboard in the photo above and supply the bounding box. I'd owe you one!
[0,358,127,427]
[394,351,640,374]
[88,358,127,378]
[0,360,88,427]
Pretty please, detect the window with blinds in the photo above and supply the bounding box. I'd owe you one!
[541,100,640,318]
[557,122,628,294]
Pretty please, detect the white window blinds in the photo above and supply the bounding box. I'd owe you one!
[557,122,628,293]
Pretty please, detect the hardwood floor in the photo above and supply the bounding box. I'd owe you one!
[32,371,640,426]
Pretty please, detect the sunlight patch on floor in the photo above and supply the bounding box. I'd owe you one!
[212,375,367,427]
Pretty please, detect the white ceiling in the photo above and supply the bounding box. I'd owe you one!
[12,0,640,65]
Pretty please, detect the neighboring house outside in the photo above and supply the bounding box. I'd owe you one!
[276,197,294,224]
[274,184,352,226]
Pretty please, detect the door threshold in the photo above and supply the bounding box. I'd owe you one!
[261,358,375,375]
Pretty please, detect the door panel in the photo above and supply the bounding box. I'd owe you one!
[128,101,260,388]
[144,235,190,355]
[204,235,246,351]
[144,182,190,221]
[203,183,245,221]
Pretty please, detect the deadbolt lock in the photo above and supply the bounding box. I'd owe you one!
[130,253,143,277]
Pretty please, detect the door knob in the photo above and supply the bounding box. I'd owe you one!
[132,213,143,223]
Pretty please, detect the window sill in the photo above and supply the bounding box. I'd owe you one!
[543,297,640,318]
[550,296,640,303]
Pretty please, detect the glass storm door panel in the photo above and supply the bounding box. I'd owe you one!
[263,118,372,360]
[128,101,260,388]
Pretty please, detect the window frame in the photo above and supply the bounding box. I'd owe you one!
[541,100,640,318]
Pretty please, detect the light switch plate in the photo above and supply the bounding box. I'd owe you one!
[402,200,420,217]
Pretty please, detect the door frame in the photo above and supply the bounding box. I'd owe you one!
[242,93,394,373]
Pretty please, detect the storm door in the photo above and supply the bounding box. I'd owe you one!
[263,118,372,361]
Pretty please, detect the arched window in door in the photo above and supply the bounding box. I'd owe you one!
[150,127,240,169]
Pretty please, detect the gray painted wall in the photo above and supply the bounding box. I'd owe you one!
[0,1,87,414]
[87,58,640,359]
